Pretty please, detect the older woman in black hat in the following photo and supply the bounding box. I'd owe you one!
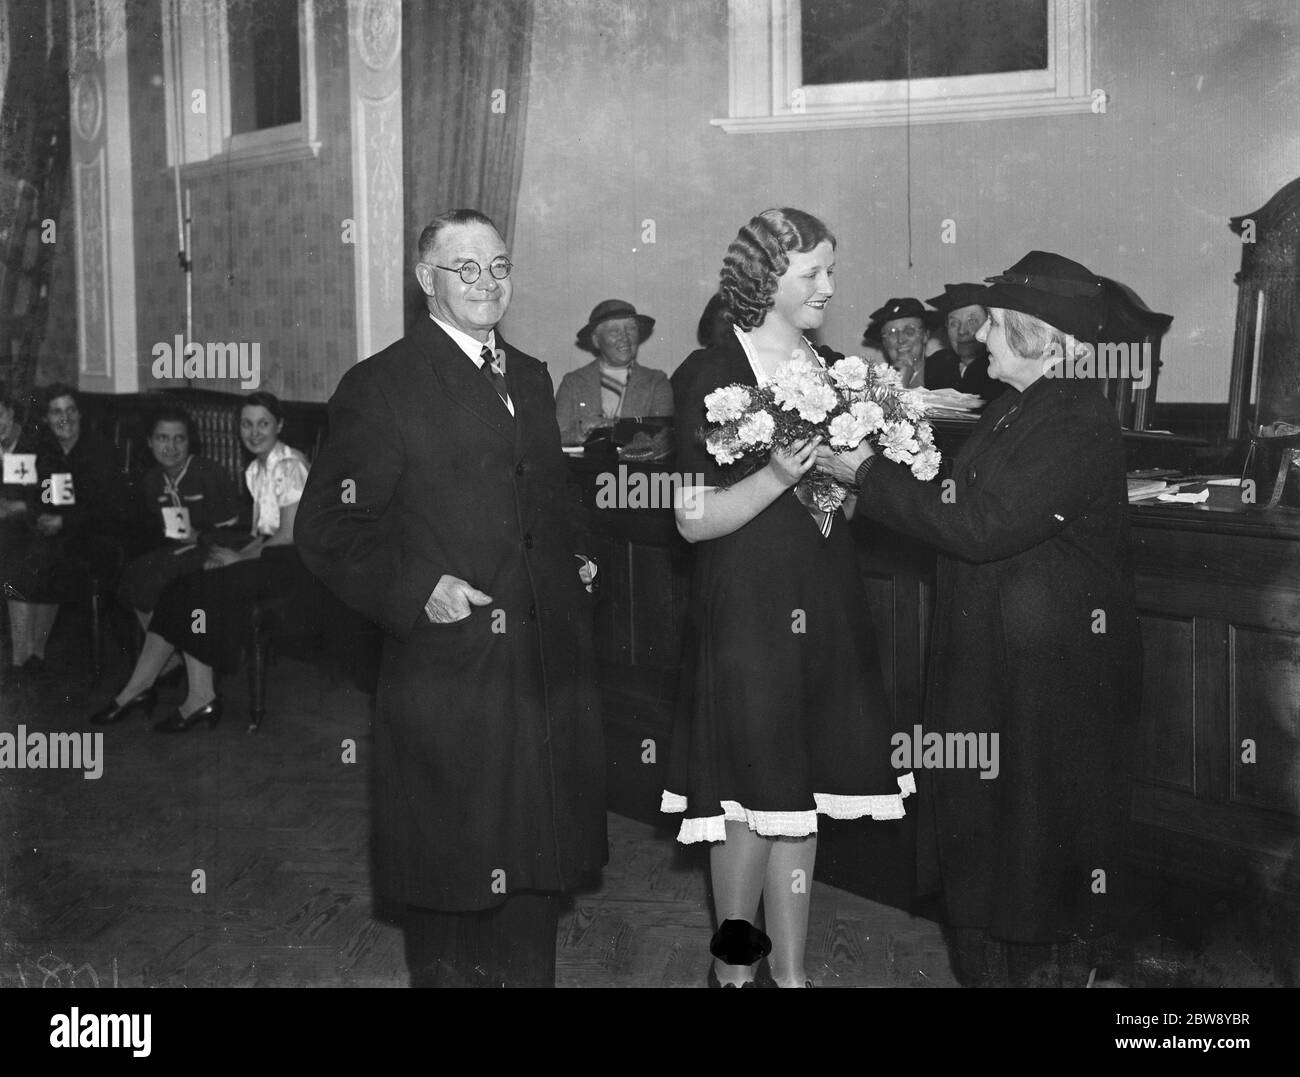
[927,283,1006,402]
[819,251,1142,987]
[554,299,674,445]
[865,297,961,391]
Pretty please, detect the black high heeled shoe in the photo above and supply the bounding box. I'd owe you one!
[89,686,158,725]
[709,919,772,964]
[153,696,223,733]
[706,964,759,988]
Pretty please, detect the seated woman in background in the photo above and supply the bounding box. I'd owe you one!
[864,297,961,391]
[91,392,312,731]
[554,299,674,445]
[1,388,38,671]
[116,407,241,631]
[3,383,130,679]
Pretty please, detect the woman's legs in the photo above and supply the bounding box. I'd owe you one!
[27,602,58,660]
[7,600,31,665]
[764,835,817,987]
[709,820,772,985]
[179,653,217,716]
[114,632,175,704]
[133,608,181,677]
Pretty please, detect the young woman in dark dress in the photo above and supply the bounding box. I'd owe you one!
[662,209,913,988]
[117,407,242,628]
[90,393,312,731]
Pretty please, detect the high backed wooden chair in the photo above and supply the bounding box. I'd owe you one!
[1095,277,1173,432]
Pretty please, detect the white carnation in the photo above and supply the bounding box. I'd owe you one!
[827,412,870,449]
[705,430,742,466]
[873,362,903,388]
[898,390,927,421]
[910,446,941,481]
[850,400,885,433]
[791,382,838,424]
[829,355,871,392]
[879,420,921,464]
[736,410,775,447]
[705,385,752,423]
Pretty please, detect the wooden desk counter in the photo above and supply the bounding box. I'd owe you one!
[570,456,1300,905]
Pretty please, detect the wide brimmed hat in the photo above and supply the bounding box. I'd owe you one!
[868,296,927,327]
[977,252,1105,342]
[926,283,988,315]
[576,299,655,352]
[863,297,937,345]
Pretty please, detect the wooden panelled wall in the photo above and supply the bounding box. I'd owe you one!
[573,457,1300,908]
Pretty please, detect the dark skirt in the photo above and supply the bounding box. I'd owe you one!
[2,525,121,604]
[662,489,913,841]
[117,545,208,613]
[149,545,317,673]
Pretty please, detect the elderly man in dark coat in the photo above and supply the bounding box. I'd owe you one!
[296,209,606,987]
[820,252,1142,987]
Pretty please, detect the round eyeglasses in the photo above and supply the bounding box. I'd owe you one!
[882,325,922,342]
[433,259,514,285]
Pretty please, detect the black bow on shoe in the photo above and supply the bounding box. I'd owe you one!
[709,919,773,965]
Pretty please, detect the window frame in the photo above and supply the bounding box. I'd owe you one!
[161,0,320,176]
[715,0,1094,133]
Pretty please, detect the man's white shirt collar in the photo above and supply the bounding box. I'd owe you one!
[430,313,496,366]
[429,314,513,415]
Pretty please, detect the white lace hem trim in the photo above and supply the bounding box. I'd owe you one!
[660,773,915,844]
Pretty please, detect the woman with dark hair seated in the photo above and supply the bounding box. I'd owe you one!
[116,407,241,632]
[3,383,130,679]
[91,392,312,730]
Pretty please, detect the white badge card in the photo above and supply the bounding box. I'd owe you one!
[48,472,76,505]
[162,505,193,541]
[2,453,38,485]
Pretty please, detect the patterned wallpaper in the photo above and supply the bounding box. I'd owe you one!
[34,197,79,387]
[130,0,357,403]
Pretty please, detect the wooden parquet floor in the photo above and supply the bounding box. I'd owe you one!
[0,620,957,989]
[0,614,1291,988]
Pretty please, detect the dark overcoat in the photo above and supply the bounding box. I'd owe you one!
[858,374,1141,943]
[296,316,607,911]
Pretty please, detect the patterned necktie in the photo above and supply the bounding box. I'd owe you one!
[479,345,512,412]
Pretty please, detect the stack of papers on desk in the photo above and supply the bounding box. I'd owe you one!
[1127,475,1244,504]
[1127,478,1169,501]
[915,388,985,420]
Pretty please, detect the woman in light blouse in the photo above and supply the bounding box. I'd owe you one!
[91,392,311,731]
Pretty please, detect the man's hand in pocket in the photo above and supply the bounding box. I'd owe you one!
[425,574,494,623]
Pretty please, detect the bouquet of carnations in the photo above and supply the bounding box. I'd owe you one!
[703,352,942,511]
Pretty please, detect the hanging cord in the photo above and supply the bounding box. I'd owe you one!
[904,0,913,268]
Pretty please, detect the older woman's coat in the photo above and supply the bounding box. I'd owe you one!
[296,316,607,911]
[859,375,1141,943]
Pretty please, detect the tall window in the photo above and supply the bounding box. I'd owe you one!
[716,0,1092,133]
[801,0,1049,85]
[162,0,319,173]
[228,0,302,134]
